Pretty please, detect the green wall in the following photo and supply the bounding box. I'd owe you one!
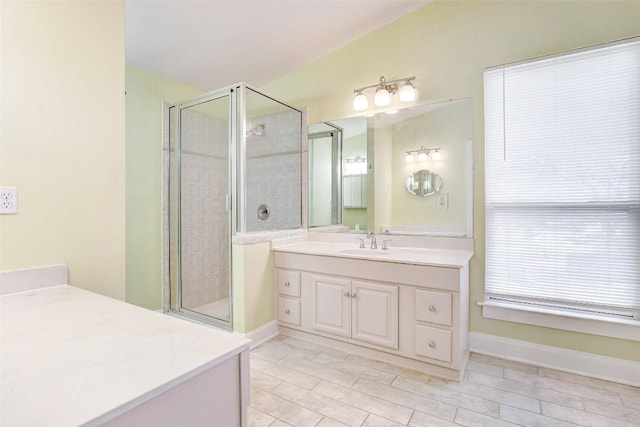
[125,65,202,309]
[262,0,640,361]
[1,1,126,300]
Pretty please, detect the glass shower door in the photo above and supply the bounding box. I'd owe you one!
[173,94,232,328]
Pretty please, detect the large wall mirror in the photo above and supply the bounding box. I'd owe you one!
[308,98,473,237]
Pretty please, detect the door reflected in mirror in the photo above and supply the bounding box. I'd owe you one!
[406,170,442,197]
[308,98,472,237]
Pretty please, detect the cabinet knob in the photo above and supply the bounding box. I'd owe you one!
[344,291,350,297]
[284,281,290,287]
[428,305,436,312]
[285,309,290,315]
[351,292,357,298]
[429,341,436,349]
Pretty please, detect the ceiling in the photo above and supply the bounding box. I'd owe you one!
[125,0,431,91]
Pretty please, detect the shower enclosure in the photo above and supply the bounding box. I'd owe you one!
[165,84,302,330]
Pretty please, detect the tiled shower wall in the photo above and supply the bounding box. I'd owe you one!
[245,109,302,232]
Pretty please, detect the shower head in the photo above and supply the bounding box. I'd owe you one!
[246,123,266,137]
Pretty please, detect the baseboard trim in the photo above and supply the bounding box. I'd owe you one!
[244,320,279,348]
[469,332,640,387]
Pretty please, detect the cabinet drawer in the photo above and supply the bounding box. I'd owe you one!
[278,270,301,297]
[415,289,452,326]
[415,325,452,363]
[278,297,301,326]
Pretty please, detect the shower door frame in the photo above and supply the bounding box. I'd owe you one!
[236,85,305,233]
[167,85,238,331]
[166,83,304,330]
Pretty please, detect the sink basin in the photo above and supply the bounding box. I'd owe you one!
[338,249,392,256]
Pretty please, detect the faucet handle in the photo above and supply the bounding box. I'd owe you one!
[382,239,392,250]
[355,237,365,249]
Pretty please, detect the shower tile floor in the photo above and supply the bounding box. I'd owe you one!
[248,334,640,426]
[192,298,230,321]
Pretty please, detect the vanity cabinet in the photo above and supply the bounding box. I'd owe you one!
[277,269,301,326]
[343,174,367,208]
[311,275,398,349]
[413,289,454,363]
[273,250,470,381]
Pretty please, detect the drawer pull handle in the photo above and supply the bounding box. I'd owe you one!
[284,282,290,287]
[428,305,436,312]
[285,309,290,315]
[429,341,436,349]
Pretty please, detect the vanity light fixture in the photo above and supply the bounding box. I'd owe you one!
[353,90,369,111]
[353,76,416,111]
[344,156,367,174]
[405,146,441,163]
[398,80,417,102]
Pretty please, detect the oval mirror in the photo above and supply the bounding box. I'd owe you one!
[406,169,442,197]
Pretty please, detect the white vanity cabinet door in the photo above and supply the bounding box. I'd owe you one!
[415,289,452,326]
[343,175,367,208]
[278,269,301,298]
[351,281,398,349]
[415,324,452,363]
[311,275,351,338]
[278,297,301,326]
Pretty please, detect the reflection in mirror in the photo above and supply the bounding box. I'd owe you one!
[406,170,442,197]
[308,122,342,227]
[308,98,472,237]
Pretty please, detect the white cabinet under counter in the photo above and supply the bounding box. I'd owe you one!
[1,272,250,427]
[272,237,472,381]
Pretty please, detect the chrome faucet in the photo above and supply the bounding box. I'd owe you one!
[366,232,378,249]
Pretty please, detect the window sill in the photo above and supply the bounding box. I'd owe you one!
[479,300,639,342]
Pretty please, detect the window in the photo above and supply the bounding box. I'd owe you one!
[483,38,640,326]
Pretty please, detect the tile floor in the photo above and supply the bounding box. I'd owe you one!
[248,335,640,427]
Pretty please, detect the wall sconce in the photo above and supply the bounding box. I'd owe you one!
[405,146,440,163]
[353,76,416,111]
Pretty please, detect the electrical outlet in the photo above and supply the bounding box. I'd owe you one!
[0,187,18,214]
[436,192,448,210]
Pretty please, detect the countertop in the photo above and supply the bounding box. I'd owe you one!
[0,284,250,426]
[271,240,473,268]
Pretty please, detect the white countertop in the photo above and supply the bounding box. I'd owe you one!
[1,284,250,427]
[271,240,473,268]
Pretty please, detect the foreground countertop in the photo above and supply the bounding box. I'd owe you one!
[272,240,473,268]
[0,284,250,427]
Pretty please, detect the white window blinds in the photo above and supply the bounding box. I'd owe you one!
[484,39,640,317]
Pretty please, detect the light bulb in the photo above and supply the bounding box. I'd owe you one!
[353,92,368,111]
[405,153,414,163]
[418,151,427,162]
[398,81,416,102]
[374,87,391,107]
[432,150,441,161]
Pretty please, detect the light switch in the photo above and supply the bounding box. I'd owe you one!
[436,193,448,210]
